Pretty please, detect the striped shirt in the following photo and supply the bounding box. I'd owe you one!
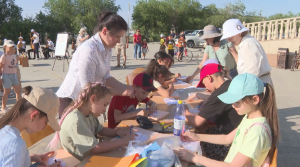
[0,125,30,167]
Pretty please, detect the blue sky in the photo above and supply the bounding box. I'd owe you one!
[16,0,300,26]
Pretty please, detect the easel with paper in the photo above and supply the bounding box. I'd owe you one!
[52,33,69,72]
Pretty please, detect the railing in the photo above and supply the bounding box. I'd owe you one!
[243,17,300,41]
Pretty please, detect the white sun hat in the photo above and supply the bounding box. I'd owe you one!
[220,19,249,40]
[18,36,23,39]
[160,34,165,37]
[31,29,35,32]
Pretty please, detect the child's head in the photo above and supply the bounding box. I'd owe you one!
[218,73,279,157]
[48,82,111,150]
[154,51,173,69]
[4,40,15,54]
[0,86,60,134]
[168,35,173,39]
[197,61,224,92]
[132,73,157,101]
[180,35,184,39]
[145,59,173,84]
[160,34,165,39]
[18,36,23,41]
[143,39,147,42]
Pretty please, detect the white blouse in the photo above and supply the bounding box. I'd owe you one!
[237,34,271,77]
[56,33,112,100]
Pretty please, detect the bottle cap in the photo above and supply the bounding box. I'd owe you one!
[178,100,183,104]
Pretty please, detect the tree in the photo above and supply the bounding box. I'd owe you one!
[0,0,22,27]
[44,0,120,37]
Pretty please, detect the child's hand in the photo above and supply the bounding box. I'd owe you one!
[186,76,194,83]
[47,161,62,167]
[148,103,157,115]
[175,73,181,78]
[173,148,196,163]
[187,93,197,102]
[116,129,130,137]
[122,133,136,144]
[171,77,177,83]
[137,109,150,116]
[180,131,200,142]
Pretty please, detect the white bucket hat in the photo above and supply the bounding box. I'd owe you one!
[220,19,249,40]
[18,36,23,39]
[31,29,35,33]
[160,34,165,38]
[4,40,15,47]
[200,25,222,40]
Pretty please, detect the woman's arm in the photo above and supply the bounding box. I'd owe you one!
[155,84,174,98]
[106,77,135,97]
[186,53,209,82]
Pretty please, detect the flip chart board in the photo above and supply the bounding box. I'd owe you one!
[54,33,68,56]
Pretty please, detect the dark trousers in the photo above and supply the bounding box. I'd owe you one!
[18,48,26,55]
[42,48,54,59]
[27,49,34,59]
[33,43,40,58]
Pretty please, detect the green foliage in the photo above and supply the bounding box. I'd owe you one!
[44,0,120,36]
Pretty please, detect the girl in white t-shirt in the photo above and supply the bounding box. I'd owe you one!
[0,40,21,113]
[175,73,279,167]
[145,59,174,98]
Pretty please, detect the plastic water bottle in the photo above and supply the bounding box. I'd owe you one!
[174,100,185,136]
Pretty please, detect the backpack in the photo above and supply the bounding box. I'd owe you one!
[244,123,277,167]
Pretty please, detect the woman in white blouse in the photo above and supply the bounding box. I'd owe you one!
[221,19,273,85]
[56,11,134,117]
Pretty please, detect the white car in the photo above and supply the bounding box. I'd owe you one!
[175,30,206,48]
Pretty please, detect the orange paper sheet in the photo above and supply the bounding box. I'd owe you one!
[54,149,80,167]
[84,153,139,167]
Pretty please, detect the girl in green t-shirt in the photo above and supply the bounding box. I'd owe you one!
[48,83,135,160]
[175,73,279,167]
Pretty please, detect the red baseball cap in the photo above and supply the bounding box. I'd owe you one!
[197,63,223,88]
[133,73,157,92]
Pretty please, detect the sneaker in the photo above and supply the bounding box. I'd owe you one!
[115,64,120,68]
[35,58,39,60]
[139,58,142,60]
[143,57,146,60]
[123,64,126,68]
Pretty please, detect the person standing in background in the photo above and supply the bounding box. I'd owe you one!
[31,29,40,60]
[115,28,129,68]
[133,29,142,60]
[76,28,89,47]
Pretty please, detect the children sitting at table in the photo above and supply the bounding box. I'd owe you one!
[175,73,279,167]
[108,73,158,129]
[154,51,181,84]
[145,59,174,98]
[0,86,62,167]
[185,60,243,161]
[48,83,135,160]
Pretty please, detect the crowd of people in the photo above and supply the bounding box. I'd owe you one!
[0,11,278,167]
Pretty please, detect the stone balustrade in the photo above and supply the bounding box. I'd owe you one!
[243,17,300,41]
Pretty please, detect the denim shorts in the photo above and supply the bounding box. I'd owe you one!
[2,73,19,88]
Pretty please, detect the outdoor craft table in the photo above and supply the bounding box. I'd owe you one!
[78,81,206,167]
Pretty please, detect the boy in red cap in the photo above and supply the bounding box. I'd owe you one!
[108,73,157,129]
[185,61,243,161]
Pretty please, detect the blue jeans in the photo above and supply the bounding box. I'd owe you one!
[134,43,141,59]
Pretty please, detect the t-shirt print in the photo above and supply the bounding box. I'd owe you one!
[167,40,175,50]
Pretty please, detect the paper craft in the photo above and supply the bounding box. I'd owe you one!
[163,98,178,105]
[47,157,66,167]
[53,149,80,167]
[148,110,170,121]
[179,140,200,153]
[84,153,141,167]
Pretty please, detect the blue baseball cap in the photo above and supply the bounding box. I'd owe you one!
[218,73,264,104]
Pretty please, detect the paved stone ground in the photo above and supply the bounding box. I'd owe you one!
[1,43,300,166]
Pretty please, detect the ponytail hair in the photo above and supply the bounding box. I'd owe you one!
[0,86,46,129]
[48,82,111,150]
[145,59,172,80]
[242,83,279,161]
[94,11,128,35]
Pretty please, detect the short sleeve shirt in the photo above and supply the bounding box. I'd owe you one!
[108,96,150,128]
[153,80,162,88]
[33,33,39,43]
[48,40,54,49]
[60,108,103,160]
[166,39,175,50]
[160,39,165,45]
[17,41,26,49]
[133,34,142,44]
[199,80,243,134]
[224,115,272,167]
[0,125,30,167]
[204,40,237,71]
[0,54,18,74]
[178,39,186,48]
[117,31,129,46]
[142,43,147,49]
